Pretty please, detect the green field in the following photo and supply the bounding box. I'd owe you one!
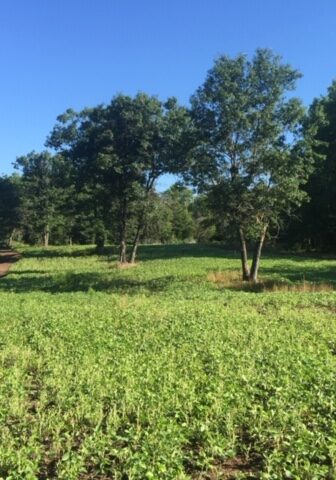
[0,244,336,479]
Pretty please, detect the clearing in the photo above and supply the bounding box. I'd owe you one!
[0,244,335,479]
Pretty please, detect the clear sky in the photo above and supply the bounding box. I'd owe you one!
[1,0,335,189]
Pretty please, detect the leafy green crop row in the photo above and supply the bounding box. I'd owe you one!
[0,245,335,479]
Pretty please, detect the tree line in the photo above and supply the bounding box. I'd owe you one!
[1,49,335,281]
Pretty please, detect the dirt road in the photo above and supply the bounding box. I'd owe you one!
[0,250,21,278]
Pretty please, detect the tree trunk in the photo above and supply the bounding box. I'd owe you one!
[8,229,15,247]
[128,180,153,264]
[129,224,141,264]
[119,199,128,263]
[119,238,127,263]
[44,225,49,248]
[129,209,146,264]
[238,227,250,281]
[249,225,268,283]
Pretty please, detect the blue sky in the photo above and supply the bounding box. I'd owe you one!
[1,0,335,190]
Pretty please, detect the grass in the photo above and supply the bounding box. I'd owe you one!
[0,244,336,479]
[207,270,336,292]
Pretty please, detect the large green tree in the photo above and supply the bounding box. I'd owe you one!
[188,49,313,281]
[48,93,189,262]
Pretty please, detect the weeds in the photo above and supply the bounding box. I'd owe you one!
[208,270,335,292]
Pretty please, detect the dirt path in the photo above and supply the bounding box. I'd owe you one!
[0,250,21,278]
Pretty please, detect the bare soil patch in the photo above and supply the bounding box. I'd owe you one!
[194,455,259,479]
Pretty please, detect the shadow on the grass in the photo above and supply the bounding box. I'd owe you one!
[136,244,233,261]
[3,244,335,294]
[0,271,176,295]
[21,246,101,259]
[0,250,21,264]
[261,263,336,285]
[21,244,233,261]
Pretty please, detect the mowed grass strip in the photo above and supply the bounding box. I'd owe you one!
[0,244,335,479]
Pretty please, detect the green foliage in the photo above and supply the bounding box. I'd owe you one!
[142,191,174,243]
[189,49,311,229]
[1,245,336,478]
[284,80,336,250]
[0,175,21,246]
[161,183,195,242]
[191,194,216,242]
[143,184,214,244]
[47,94,190,260]
[187,49,314,280]
[7,50,336,256]
[14,151,61,246]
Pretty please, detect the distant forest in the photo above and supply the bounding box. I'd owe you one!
[1,49,335,279]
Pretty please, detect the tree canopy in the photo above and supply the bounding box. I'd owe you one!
[5,49,336,278]
[187,49,314,281]
[46,93,190,262]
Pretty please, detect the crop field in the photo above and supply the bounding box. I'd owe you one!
[0,244,336,479]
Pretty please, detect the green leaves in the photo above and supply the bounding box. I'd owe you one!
[286,79,336,250]
[46,93,191,260]
[0,175,21,246]
[189,49,312,240]
[1,245,336,477]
